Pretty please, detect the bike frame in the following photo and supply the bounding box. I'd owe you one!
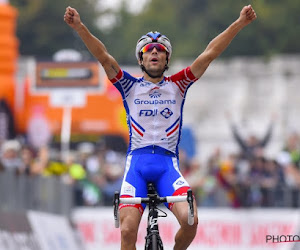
[113,183,194,250]
[144,183,164,250]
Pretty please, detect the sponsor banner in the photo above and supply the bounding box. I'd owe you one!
[71,208,300,250]
[28,211,80,250]
[0,211,41,250]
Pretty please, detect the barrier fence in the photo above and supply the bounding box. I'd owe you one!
[0,171,74,215]
[2,171,300,249]
[1,171,300,215]
[0,210,81,250]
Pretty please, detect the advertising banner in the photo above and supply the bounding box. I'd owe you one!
[28,211,80,250]
[0,211,41,250]
[72,208,300,250]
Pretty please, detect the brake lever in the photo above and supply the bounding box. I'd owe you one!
[187,189,194,225]
[113,191,120,228]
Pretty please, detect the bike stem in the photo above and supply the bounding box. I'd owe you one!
[147,193,160,231]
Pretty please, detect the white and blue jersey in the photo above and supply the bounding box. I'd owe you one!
[110,66,198,157]
[110,66,198,212]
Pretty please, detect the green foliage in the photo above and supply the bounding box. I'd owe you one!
[103,0,300,63]
[10,0,102,59]
[9,0,300,62]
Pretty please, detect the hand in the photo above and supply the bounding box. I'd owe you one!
[239,5,257,26]
[64,6,81,30]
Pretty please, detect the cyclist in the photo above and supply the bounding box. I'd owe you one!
[64,5,257,250]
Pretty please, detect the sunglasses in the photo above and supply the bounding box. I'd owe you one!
[140,43,168,53]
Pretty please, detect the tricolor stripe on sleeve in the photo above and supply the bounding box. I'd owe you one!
[109,69,123,84]
[169,67,199,97]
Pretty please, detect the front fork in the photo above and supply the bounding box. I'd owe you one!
[145,201,163,250]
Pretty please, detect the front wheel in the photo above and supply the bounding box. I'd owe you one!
[151,233,158,250]
[145,233,163,250]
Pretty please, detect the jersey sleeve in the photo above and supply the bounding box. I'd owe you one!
[109,69,137,99]
[169,66,199,97]
[109,69,123,84]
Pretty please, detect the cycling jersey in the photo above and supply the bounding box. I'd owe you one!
[110,67,198,212]
[110,66,198,157]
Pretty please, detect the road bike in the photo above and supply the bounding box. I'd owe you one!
[113,183,194,250]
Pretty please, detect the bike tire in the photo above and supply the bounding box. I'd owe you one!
[145,234,159,250]
[150,234,163,250]
[151,233,158,250]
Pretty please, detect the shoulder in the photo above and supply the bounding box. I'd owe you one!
[167,66,198,83]
[109,69,139,84]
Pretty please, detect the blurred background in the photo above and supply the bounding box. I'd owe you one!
[1,0,300,249]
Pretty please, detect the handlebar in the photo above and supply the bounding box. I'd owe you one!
[187,189,194,226]
[119,194,187,204]
[113,189,195,228]
[114,192,120,228]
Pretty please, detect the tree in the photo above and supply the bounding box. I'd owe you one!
[106,0,300,62]
[9,0,300,62]
[10,0,102,59]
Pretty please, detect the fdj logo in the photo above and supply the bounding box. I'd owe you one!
[139,109,158,117]
[160,108,173,119]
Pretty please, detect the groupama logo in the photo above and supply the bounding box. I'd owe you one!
[149,87,161,98]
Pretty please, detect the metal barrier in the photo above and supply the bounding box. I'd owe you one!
[1,170,300,214]
[200,185,300,208]
[0,171,74,215]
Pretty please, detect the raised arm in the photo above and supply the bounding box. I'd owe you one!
[190,5,257,79]
[64,6,120,80]
[259,113,277,147]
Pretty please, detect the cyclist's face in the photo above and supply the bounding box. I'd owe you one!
[140,46,168,76]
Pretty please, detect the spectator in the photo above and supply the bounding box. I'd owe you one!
[281,132,300,169]
[0,99,15,144]
[249,157,267,206]
[77,142,100,178]
[31,146,68,177]
[226,112,276,160]
[178,148,191,177]
[200,147,224,207]
[42,159,68,177]
[0,139,22,172]
[277,146,300,207]
[181,155,203,205]
[216,154,240,208]
[277,135,300,189]
[26,105,52,150]
[260,159,285,207]
[261,159,284,189]
[98,150,125,206]
[62,151,101,207]
[62,152,87,184]
[30,146,49,175]
[179,126,197,161]
[0,161,4,172]
[16,145,36,176]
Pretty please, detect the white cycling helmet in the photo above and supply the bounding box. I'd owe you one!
[135,31,172,62]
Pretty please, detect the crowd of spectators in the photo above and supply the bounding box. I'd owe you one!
[1,114,300,209]
[0,136,128,207]
[183,113,300,208]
